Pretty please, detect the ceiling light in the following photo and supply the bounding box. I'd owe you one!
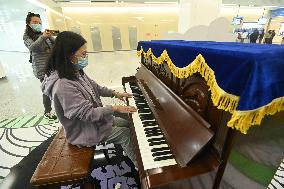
[144,1,178,4]
[63,6,179,13]
[70,0,91,2]
[222,3,238,6]
[263,6,277,8]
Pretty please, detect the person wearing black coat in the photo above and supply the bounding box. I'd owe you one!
[250,29,259,43]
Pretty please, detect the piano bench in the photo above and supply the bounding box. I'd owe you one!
[30,127,95,189]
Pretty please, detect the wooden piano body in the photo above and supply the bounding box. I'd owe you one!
[122,55,236,189]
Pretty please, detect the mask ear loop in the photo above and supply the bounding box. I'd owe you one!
[70,53,78,64]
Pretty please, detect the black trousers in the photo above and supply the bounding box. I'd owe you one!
[40,78,52,114]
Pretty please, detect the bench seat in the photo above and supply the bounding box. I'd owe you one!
[30,127,95,188]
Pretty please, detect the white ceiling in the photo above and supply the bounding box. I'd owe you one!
[222,0,284,7]
[51,0,284,7]
[0,0,283,25]
[52,0,178,2]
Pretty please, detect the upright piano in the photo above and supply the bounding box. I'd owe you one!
[122,41,238,189]
[122,40,284,189]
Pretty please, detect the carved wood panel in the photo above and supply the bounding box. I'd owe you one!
[179,75,210,117]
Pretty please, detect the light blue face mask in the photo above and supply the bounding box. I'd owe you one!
[31,24,42,32]
[74,56,88,70]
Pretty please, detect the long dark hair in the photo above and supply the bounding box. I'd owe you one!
[24,12,42,41]
[45,31,87,80]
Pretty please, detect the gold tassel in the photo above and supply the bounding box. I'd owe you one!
[137,48,284,134]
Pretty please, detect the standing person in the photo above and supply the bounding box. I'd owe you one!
[264,30,272,44]
[258,29,265,43]
[23,12,57,120]
[281,37,284,45]
[236,32,242,42]
[270,30,276,44]
[249,29,259,43]
[41,31,138,167]
[241,29,248,43]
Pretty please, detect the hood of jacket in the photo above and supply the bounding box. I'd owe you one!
[41,71,60,98]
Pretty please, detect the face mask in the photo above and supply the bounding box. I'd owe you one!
[74,56,88,70]
[31,24,42,32]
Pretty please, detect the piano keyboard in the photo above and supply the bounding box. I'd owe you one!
[268,159,284,189]
[125,82,177,170]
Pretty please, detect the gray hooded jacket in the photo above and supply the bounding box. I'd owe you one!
[23,33,55,80]
[42,71,114,147]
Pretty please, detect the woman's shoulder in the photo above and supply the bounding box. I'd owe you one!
[23,32,30,40]
[53,78,79,98]
[57,78,78,87]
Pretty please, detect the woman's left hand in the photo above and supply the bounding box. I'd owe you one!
[114,92,133,101]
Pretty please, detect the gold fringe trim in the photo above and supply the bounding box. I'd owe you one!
[137,47,239,113]
[137,47,284,134]
[227,97,284,134]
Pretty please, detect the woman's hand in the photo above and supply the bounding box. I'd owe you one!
[113,92,133,101]
[42,30,52,38]
[112,105,137,114]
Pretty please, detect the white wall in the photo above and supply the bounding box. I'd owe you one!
[178,0,222,33]
[0,0,48,52]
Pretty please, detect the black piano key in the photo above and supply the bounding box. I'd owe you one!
[142,123,158,127]
[132,93,143,97]
[144,127,161,132]
[145,132,163,138]
[147,137,165,142]
[145,133,163,138]
[133,94,143,97]
[152,150,172,157]
[138,110,151,114]
[141,118,155,122]
[135,100,147,104]
[136,101,148,105]
[136,106,150,110]
[138,109,151,114]
[140,118,155,122]
[136,104,147,107]
[154,155,174,161]
[130,86,139,89]
[142,124,158,128]
[145,129,162,134]
[139,114,155,120]
[129,82,174,158]
[132,92,142,96]
[148,139,166,143]
[144,125,160,129]
[149,140,167,146]
[142,121,158,126]
[151,147,171,152]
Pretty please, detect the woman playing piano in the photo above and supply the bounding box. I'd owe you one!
[41,31,137,167]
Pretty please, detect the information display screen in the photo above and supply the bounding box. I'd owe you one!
[257,17,268,25]
[232,16,243,25]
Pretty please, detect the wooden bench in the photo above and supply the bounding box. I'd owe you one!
[30,127,95,189]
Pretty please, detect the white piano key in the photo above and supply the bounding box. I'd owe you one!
[125,83,177,170]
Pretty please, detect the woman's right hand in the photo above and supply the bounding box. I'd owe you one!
[42,30,52,38]
[112,105,137,114]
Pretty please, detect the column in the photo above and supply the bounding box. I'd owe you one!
[178,0,222,33]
